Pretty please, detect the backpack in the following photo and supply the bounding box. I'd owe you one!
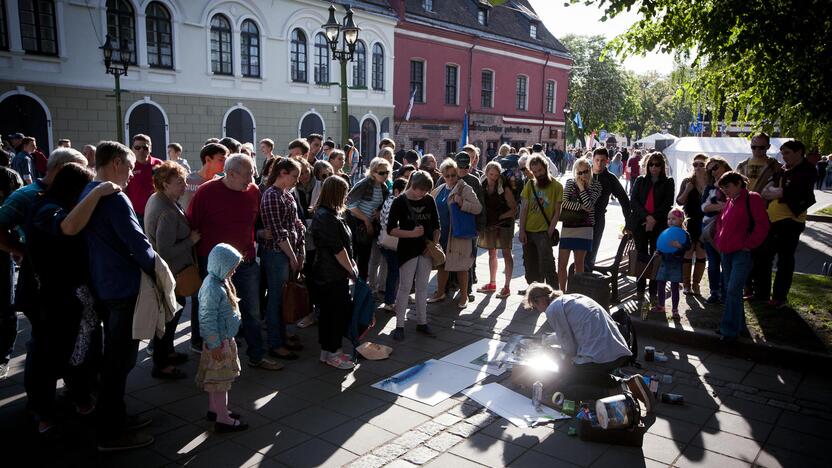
[611,308,639,367]
[348,278,376,360]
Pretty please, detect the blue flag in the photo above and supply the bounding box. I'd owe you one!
[460,112,469,147]
[573,112,583,130]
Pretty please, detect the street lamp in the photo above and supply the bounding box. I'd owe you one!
[322,4,361,149]
[100,34,131,143]
[562,102,572,152]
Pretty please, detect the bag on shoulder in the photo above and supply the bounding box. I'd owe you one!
[174,264,202,297]
[530,180,559,246]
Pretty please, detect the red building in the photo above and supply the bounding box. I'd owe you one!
[390,0,571,161]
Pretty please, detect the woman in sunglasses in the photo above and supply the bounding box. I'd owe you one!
[346,157,391,280]
[628,152,675,314]
[558,158,601,292]
[675,153,709,295]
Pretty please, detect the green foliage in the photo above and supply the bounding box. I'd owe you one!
[570,0,832,151]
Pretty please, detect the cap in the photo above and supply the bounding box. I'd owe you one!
[532,143,543,152]
[7,133,24,140]
[454,151,471,168]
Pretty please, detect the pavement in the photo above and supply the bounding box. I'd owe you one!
[1,180,831,467]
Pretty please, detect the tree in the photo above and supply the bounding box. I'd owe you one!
[573,0,832,150]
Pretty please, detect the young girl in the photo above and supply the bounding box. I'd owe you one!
[196,243,248,432]
[654,209,692,319]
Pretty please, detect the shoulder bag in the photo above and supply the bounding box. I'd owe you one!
[531,182,560,246]
[404,197,445,268]
[174,248,202,297]
[282,273,310,324]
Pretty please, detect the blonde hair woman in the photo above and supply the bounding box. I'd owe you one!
[558,158,601,292]
[346,157,391,279]
[477,161,517,298]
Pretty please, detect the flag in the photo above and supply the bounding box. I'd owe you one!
[404,87,417,121]
[573,112,583,130]
[460,112,469,147]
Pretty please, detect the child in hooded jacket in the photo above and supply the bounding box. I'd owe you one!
[195,243,248,433]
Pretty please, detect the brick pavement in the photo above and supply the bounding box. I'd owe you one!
[1,184,831,467]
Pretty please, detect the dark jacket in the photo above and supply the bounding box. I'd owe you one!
[628,175,675,231]
[310,207,353,284]
[768,157,817,219]
[592,169,631,221]
[346,176,389,208]
[462,173,486,230]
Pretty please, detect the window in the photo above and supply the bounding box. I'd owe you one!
[530,23,537,39]
[516,75,527,111]
[371,43,384,90]
[477,9,487,26]
[19,0,58,55]
[145,2,172,68]
[422,0,433,12]
[546,80,555,113]
[314,33,329,84]
[352,40,366,87]
[445,65,458,106]
[445,140,457,158]
[106,0,135,63]
[240,20,260,78]
[290,29,307,82]
[481,70,493,108]
[412,139,426,152]
[210,15,232,75]
[410,60,424,103]
[0,0,8,51]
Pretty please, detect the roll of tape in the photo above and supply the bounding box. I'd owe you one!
[552,392,565,406]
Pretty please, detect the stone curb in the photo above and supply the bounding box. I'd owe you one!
[629,313,832,369]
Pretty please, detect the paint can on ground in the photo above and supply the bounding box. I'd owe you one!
[595,393,638,430]
[644,346,655,361]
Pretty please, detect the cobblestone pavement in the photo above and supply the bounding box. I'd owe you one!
[1,185,830,467]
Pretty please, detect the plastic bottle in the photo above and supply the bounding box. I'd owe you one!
[532,381,543,411]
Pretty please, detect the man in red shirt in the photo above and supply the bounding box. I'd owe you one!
[626,149,643,193]
[125,134,162,225]
[187,154,282,370]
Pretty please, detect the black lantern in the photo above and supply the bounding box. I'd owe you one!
[322,4,361,60]
[562,102,572,116]
[100,34,131,76]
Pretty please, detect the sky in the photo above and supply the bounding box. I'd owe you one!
[528,0,675,75]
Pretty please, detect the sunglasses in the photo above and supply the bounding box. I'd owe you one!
[692,162,706,168]
[750,145,768,150]
[648,162,663,167]
[443,173,459,178]
[133,145,149,151]
[577,170,589,175]
[376,171,389,176]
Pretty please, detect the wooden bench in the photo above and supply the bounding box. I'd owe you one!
[568,233,635,304]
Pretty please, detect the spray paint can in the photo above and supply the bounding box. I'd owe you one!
[532,381,543,411]
[644,346,656,361]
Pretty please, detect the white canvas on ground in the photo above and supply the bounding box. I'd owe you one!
[371,359,489,406]
[462,383,570,428]
[438,338,507,376]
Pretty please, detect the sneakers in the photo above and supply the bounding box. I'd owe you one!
[416,324,436,337]
[496,287,511,299]
[477,283,496,293]
[124,414,153,431]
[297,314,317,328]
[325,352,356,370]
[622,374,655,414]
[145,342,154,357]
[97,431,155,452]
[392,327,405,341]
[247,358,284,370]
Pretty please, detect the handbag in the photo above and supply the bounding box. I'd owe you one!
[531,182,560,246]
[560,186,591,227]
[174,248,202,297]
[450,202,478,239]
[378,228,398,250]
[424,239,446,269]
[282,274,310,324]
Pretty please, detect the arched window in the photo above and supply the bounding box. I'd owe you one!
[299,113,324,138]
[240,19,260,78]
[314,33,329,84]
[371,43,384,91]
[19,0,58,55]
[224,107,255,144]
[145,2,172,69]
[290,29,307,82]
[360,118,377,159]
[210,14,232,75]
[0,92,52,153]
[352,40,366,88]
[106,0,136,64]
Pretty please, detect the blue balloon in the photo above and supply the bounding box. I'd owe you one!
[657,226,687,254]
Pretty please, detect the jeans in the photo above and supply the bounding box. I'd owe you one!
[522,231,558,287]
[585,215,606,270]
[753,219,804,302]
[189,256,209,347]
[633,224,661,298]
[152,296,185,369]
[720,250,753,338]
[98,296,139,429]
[703,241,724,299]
[0,251,15,363]
[310,280,351,353]
[262,249,289,353]
[395,255,432,328]
[559,355,631,390]
[380,247,400,305]
[229,259,264,362]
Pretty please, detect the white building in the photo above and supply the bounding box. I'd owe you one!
[0,0,397,167]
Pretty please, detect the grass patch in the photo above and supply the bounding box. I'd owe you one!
[814,204,832,217]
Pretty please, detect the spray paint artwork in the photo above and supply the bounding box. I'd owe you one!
[438,338,507,376]
[372,359,489,406]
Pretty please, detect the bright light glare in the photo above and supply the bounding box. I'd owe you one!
[527,353,559,373]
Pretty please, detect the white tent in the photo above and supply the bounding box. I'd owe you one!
[663,136,791,193]
[635,132,678,146]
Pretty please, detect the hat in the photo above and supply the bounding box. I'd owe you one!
[454,151,471,168]
[532,143,543,153]
[356,342,393,360]
[7,133,24,140]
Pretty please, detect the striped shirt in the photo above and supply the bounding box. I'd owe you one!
[562,178,602,227]
[349,184,383,218]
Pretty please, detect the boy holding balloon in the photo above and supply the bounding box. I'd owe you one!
[654,208,691,319]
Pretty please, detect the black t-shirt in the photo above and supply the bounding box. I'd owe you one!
[310,207,352,284]
[387,194,440,265]
[0,166,22,204]
[26,199,90,295]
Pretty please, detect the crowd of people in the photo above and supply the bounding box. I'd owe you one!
[0,128,819,450]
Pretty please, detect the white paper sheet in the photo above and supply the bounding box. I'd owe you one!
[371,359,488,406]
[462,383,571,428]
[438,338,507,376]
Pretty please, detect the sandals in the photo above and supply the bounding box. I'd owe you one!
[495,287,511,299]
[426,294,446,304]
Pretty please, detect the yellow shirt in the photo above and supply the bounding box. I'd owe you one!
[767,199,806,223]
[522,179,564,232]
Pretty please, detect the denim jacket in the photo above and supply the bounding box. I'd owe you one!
[198,243,242,350]
[346,176,389,208]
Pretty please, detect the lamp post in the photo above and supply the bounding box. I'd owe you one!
[100,34,131,144]
[562,102,572,152]
[322,4,360,149]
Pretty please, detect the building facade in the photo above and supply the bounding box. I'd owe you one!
[0,0,397,167]
[390,0,571,161]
